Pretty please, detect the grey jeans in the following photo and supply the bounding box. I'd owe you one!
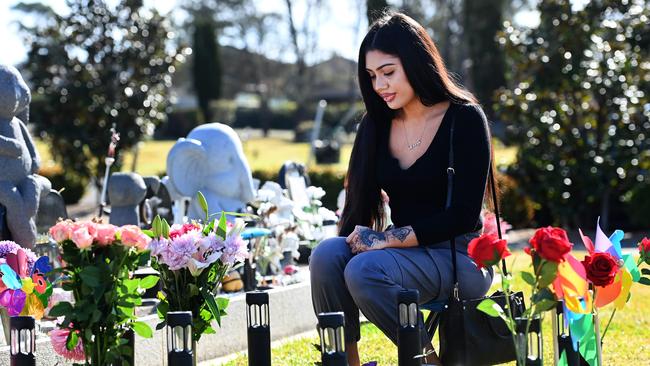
[309,233,493,345]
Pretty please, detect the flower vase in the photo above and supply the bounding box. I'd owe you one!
[515,316,543,366]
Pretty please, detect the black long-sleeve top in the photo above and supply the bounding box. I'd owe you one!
[377,102,491,245]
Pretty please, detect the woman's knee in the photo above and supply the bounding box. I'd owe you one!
[309,237,350,278]
[343,253,383,300]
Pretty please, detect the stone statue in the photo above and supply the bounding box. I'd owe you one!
[166,123,255,220]
[108,172,147,226]
[0,65,42,248]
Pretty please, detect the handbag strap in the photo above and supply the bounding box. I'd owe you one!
[446,107,508,301]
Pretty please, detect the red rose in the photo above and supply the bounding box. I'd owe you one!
[582,252,619,287]
[526,226,572,263]
[468,233,511,269]
[639,237,650,265]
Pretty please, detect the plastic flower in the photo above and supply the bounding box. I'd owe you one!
[51,327,85,361]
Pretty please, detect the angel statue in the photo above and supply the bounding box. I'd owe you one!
[166,123,256,220]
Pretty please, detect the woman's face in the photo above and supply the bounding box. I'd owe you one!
[365,50,415,110]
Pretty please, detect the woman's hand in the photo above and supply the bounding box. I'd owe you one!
[345,225,388,253]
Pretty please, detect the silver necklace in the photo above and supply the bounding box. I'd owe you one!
[401,117,428,151]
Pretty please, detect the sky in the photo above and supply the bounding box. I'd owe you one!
[1,0,371,67]
[0,0,544,68]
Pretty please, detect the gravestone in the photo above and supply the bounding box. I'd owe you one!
[108,172,147,226]
[166,123,255,220]
[35,190,68,233]
[0,65,50,248]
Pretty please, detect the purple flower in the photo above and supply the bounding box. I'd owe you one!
[0,241,37,272]
[220,234,247,266]
[0,241,21,258]
[187,233,225,276]
[148,237,170,258]
[160,231,200,270]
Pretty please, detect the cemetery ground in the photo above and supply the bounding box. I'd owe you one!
[214,250,650,366]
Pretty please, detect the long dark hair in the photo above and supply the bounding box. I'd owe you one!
[339,12,492,236]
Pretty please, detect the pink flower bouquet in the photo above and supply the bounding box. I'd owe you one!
[47,219,158,365]
[148,192,249,342]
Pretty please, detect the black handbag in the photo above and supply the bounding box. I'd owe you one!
[437,113,526,366]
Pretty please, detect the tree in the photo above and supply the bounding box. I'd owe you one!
[367,0,390,24]
[14,1,185,200]
[192,18,222,122]
[497,0,649,229]
[463,0,506,117]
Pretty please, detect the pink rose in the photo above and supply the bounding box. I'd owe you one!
[119,225,151,250]
[79,222,97,237]
[49,221,73,242]
[71,226,93,249]
[95,224,118,246]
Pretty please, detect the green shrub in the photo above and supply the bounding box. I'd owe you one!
[498,172,538,229]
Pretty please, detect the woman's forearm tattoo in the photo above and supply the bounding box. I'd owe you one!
[387,227,412,242]
[359,230,386,247]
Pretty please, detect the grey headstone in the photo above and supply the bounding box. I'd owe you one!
[0,65,45,248]
[108,172,147,226]
[35,189,68,233]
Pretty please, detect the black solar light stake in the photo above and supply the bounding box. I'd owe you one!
[167,311,193,366]
[10,316,35,366]
[317,312,347,366]
[247,291,271,366]
[397,289,422,366]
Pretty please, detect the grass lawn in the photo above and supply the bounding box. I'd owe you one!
[35,135,516,177]
[213,250,650,365]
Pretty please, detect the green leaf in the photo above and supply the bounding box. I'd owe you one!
[533,299,557,314]
[537,260,559,288]
[201,287,222,325]
[80,265,102,287]
[141,229,154,238]
[156,299,169,320]
[216,212,227,239]
[49,301,73,317]
[530,288,555,304]
[641,268,650,276]
[520,271,536,286]
[123,278,140,293]
[139,275,159,290]
[216,297,230,312]
[132,321,153,338]
[66,329,78,350]
[476,298,503,318]
[197,191,209,219]
[639,277,650,286]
